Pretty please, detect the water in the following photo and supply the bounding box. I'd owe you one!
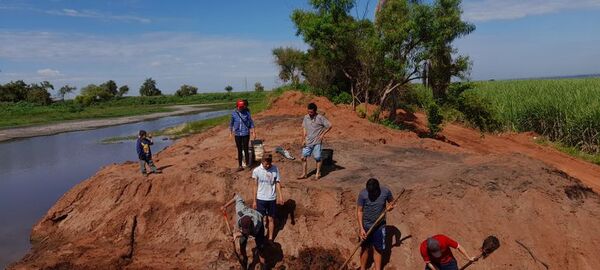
[0,109,229,267]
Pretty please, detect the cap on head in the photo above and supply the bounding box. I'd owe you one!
[240,216,254,235]
[139,130,147,137]
[236,99,245,109]
[427,237,443,258]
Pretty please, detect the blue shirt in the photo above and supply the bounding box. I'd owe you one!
[357,187,393,229]
[229,109,254,136]
[136,138,153,160]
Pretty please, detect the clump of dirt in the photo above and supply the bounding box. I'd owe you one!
[286,248,344,270]
[9,91,600,270]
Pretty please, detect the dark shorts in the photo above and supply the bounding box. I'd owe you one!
[361,224,386,252]
[426,258,458,270]
[240,224,266,251]
[256,199,277,217]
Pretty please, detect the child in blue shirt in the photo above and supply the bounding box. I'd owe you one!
[136,130,161,176]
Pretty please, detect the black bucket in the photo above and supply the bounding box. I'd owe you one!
[321,149,334,166]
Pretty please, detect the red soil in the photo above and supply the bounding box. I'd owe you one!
[10,91,600,270]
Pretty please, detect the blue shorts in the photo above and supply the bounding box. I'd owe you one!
[256,199,277,217]
[362,224,386,252]
[302,143,322,161]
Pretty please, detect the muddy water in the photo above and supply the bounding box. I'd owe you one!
[0,109,229,267]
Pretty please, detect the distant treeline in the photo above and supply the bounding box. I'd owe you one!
[0,77,267,106]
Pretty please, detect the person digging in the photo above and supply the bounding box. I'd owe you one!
[420,234,477,270]
[298,102,332,180]
[221,193,267,269]
[356,178,395,270]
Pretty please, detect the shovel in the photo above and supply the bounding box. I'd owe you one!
[338,188,406,270]
[459,235,500,270]
[222,211,245,268]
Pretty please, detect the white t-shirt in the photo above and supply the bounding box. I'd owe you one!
[252,164,280,201]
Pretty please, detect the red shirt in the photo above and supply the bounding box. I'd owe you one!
[420,234,459,265]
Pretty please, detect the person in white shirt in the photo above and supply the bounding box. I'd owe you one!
[252,154,283,241]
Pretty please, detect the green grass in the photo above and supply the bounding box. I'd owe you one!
[469,78,600,153]
[0,92,267,128]
[535,137,600,165]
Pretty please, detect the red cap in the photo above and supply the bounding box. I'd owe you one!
[236,99,245,109]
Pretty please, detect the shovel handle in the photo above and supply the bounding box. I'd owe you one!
[459,253,483,270]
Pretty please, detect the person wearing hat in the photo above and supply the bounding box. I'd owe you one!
[229,99,256,171]
[356,178,394,270]
[419,234,476,270]
[252,154,283,242]
[221,193,266,267]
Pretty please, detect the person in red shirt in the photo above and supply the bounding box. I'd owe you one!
[419,234,476,270]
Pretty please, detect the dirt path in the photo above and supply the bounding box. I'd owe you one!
[10,91,600,269]
[0,104,220,142]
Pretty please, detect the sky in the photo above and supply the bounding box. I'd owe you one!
[0,0,599,96]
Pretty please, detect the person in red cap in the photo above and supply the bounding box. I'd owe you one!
[229,99,256,171]
[221,193,266,268]
[420,234,476,270]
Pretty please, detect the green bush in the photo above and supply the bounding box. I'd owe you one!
[175,85,198,97]
[356,103,367,118]
[427,103,444,136]
[458,91,502,132]
[331,92,352,104]
[405,85,434,109]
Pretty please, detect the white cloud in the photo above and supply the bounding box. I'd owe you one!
[0,31,305,92]
[463,0,600,22]
[45,8,151,23]
[36,68,61,77]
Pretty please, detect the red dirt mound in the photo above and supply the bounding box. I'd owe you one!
[9,91,600,270]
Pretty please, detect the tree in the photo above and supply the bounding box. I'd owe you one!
[139,78,162,96]
[77,84,113,104]
[58,85,76,101]
[272,47,306,86]
[225,85,233,93]
[100,80,118,96]
[117,85,129,97]
[25,81,53,105]
[426,0,475,100]
[0,80,28,102]
[254,82,265,92]
[175,84,198,97]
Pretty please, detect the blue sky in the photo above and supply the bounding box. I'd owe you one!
[1,0,599,96]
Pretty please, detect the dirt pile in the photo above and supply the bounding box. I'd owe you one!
[10,91,600,269]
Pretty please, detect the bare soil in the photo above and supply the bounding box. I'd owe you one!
[9,91,600,269]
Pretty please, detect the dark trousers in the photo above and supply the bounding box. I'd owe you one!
[235,135,250,167]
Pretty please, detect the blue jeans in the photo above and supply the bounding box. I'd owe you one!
[426,258,458,270]
[302,143,322,161]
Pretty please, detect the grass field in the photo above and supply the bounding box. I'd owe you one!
[469,78,600,153]
[0,92,267,128]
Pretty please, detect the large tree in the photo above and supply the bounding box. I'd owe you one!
[58,85,76,101]
[100,80,118,96]
[139,78,162,96]
[272,47,306,86]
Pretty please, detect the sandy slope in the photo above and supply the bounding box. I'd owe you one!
[10,91,600,269]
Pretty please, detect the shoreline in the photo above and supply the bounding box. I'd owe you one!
[0,104,225,143]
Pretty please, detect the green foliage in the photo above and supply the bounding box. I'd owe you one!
[117,85,129,97]
[175,85,198,97]
[272,47,306,85]
[368,106,382,123]
[457,91,501,132]
[426,102,444,136]
[471,78,600,153]
[58,85,77,100]
[225,85,233,93]
[355,103,367,118]
[331,91,352,104]
[101,80,118,96]
[77,84,113,105]
[0,80,53,104]
[405,85,435,108]
[139,78,162,96]
[254,82,265,92]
